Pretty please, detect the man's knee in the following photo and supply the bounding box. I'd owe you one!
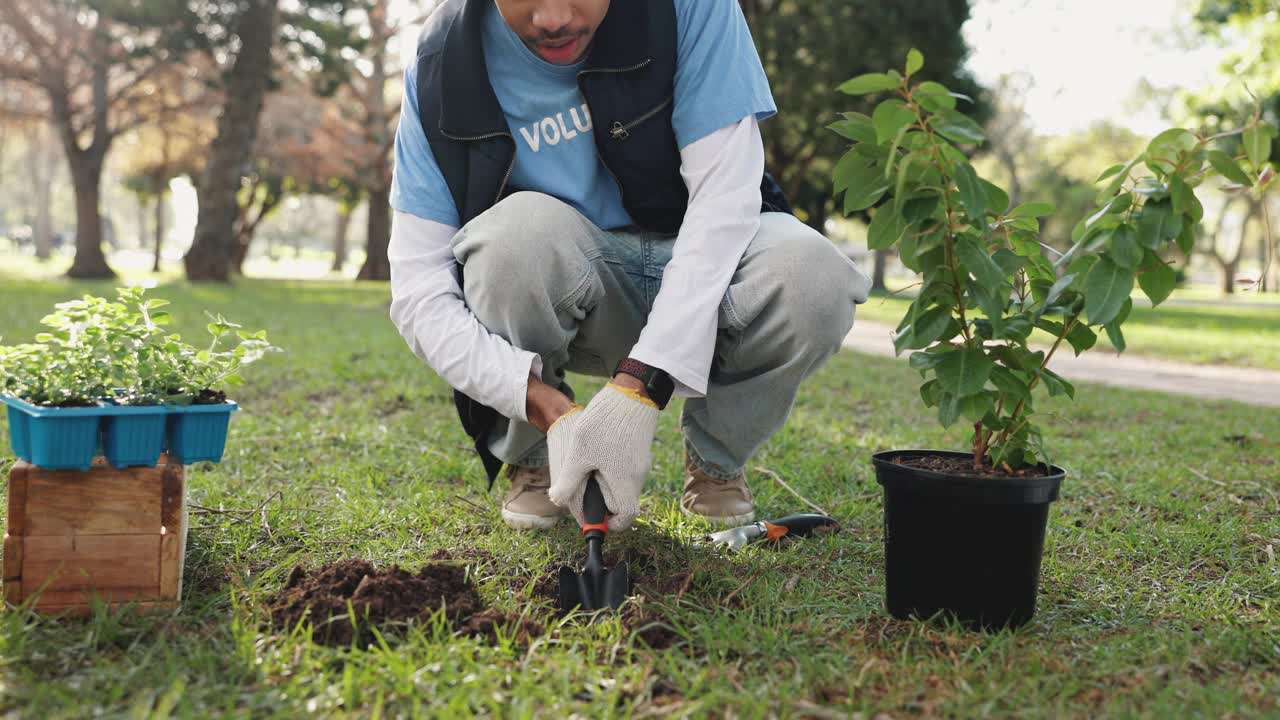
[451,192,596,320]
[740,215,869,354]
[452,192,583,275]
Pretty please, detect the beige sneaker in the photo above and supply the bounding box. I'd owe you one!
[501,465,568,530]
[680,455,755,527]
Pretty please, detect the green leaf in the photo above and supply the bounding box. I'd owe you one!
[901,195,940,222]
[1095,164,1126,183]
[992,248,1025,277]
[1109,224,1142,269]
[1039,368,1075,399]
[1138,258,1177,306]
[1105,322,1126,353]
[1243,125,1272,169]
[867,206,907,250]
[838,73,899,95]
[906,49,924,76]
[1169,174,1193,214]
[836,156,890,214]
[1144,128,1196,175]
[872,100,917,145]
[998,313,1034,341]
[1097,156,1139,204]
[956,236,1005,287]
[953,162,987,222]
[932,109,986,145]
[1009,202,1054,219]
[1207,149,1253,185]
[961,392,994,423]
[827,115,877,144]
[981,179,1010,217]
[1176,222,1196,257]
[1040,273,1077,313]
[916,81,956,112]
[909,351,946,372]
[1066,323,1098,355]
[833,151,862,193]
[1136,199,1182,250]
[1104,299,1131,352]
[935,347,994,398]
[894,304,954,353]
[920,379,942,407]
[937,392,962,427]
[989,365,1031,404]
[893,150,917,200]
[1084,256,1134,326]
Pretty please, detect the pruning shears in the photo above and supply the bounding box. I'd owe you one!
[701,514,838,552]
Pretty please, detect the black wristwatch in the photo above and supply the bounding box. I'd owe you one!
[614,358,674,410]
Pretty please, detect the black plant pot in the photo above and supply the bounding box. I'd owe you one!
[871,449,1064,630]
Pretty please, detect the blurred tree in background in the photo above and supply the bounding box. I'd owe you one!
[1172,0,1280,291]
[0,0,195,278]
[147,0,368,282]
[741,0,986,229]
[739,0,988,290]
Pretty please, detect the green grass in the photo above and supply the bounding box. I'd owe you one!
[855,290,1280,370]
[1,277,1278,718]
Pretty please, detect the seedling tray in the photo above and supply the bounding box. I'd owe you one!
[1,396,238,469]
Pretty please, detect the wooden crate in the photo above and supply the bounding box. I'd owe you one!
[3,455,188,615]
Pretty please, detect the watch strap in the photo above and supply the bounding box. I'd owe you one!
[614,358,674,410]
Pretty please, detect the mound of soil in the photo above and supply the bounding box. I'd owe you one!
[267,559,483,646]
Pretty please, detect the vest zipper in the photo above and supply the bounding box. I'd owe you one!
[441,129,517,204]
[576,59,654,215]
[609,96,673,141]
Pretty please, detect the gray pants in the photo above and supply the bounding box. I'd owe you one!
[452,192,870,478]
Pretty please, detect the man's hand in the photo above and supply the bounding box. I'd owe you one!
[546,383,659,531]
[525,374,577,433]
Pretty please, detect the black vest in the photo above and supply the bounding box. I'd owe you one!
[413,0,791,486]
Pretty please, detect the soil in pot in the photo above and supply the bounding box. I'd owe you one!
[265,559,542,646]
[193,389,227,405]
[872,450,1064,630]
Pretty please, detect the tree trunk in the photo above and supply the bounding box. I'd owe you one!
[24,125,57,260]
[185,0,279,283]
[1221,258,1238,294]
[65,154,114,278]
[61,25,115,279]
[332,204,353,273]
[153,191,166,273]
[137,194,149,248]
[1257,206,1272,292]
[871,249,889,292]
[358,186,391,280]
[232,228,253,274]
[356,0,393,282]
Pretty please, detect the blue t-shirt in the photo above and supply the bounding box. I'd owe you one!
[390,0,776,229]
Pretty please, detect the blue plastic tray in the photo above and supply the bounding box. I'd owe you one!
[1,395,239,469]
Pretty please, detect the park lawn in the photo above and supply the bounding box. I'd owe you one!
[0,277,1277,718]
[855,291,1280,371]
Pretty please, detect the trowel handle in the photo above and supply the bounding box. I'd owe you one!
[581,473,609,538]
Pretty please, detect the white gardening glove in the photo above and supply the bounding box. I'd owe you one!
[546,383,660,531]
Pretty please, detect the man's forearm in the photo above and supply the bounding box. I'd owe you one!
[389,210,543,421]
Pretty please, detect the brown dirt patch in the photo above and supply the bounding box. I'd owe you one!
[461,609,545,645]
[267,559,483,646]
